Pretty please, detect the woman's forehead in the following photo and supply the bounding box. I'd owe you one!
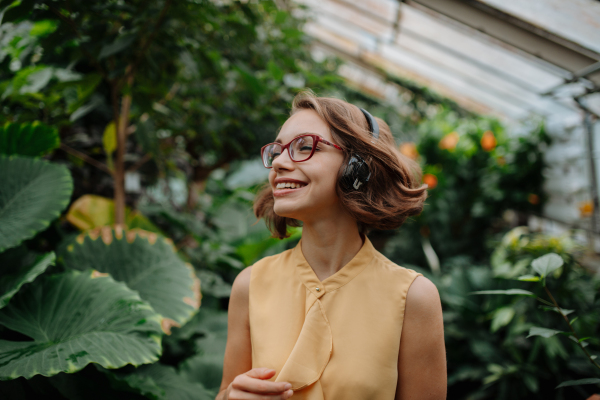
[276,109,332,143]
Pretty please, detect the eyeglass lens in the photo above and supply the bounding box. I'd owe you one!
[263,136,315,167]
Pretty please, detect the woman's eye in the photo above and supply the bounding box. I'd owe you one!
[300,146,312,151]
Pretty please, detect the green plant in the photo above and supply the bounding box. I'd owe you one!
[393,227,600,399]
[384,111,549,268]
[0,122,214,399]
[473,231,600,393]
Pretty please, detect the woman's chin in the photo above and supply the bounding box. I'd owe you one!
[273,205,303,221]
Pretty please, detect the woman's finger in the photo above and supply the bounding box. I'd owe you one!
[245,368,277,380]
[228,388,294,400]
[232,373,292,394]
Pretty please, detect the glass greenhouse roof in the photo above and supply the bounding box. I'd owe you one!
[293,0,600,122]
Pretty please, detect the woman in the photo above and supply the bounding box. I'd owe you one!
[216,90,446,400]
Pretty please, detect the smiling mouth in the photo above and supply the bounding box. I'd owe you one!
[275,182,308,190]
[273,183,308,196]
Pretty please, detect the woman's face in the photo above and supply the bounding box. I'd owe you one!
[268,109,346,223]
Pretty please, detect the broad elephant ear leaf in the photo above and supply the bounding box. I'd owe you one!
[0,250,55,309]
[0,270,163,380]
[0,121,60,157]
[0,156,73,252]
[60,227,201,329]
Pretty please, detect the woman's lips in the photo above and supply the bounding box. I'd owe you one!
[273,184,308,197]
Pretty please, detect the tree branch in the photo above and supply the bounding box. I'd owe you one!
[59,143,113,175]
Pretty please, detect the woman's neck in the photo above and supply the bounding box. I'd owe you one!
[300,215,364,282]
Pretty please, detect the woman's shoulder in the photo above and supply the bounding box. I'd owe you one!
[371,250,424,280]
[248,247,296,274]
[231,247,296,291]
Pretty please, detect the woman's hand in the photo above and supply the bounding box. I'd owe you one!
[225,368,294,399]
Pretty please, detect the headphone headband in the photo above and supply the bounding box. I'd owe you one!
[358,107,379,140]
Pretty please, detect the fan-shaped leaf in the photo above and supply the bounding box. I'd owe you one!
[0,121,60,157]
[60,227,201,328]
[0,156,73,252]
[0,251,55,309]
[0,270,162,380]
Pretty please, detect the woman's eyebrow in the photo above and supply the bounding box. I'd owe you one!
[274,132,324,144]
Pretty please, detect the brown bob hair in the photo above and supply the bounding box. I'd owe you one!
[253,89,428,239]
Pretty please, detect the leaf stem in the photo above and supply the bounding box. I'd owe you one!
[543,286,600,371]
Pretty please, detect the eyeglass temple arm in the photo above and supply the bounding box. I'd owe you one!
[318,137,343,150]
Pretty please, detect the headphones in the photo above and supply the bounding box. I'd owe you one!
[340,107,379,192]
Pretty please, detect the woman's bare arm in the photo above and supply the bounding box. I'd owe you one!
[396,276,447,400]
[216,266,253,399]
[215,266,293,400]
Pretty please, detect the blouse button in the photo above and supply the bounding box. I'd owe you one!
[315,287,321,292]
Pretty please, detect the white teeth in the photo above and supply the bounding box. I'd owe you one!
[276,182,306,189]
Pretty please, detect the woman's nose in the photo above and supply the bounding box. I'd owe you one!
[272,147,294,170]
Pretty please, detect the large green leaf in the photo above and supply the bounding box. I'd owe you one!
[60,227,200,329]
[531,253,563,278]
[0,270,163,380]
[0,156,73,252]
[0,121,60,157]
[105,364,214,400]
[0,250,55,309]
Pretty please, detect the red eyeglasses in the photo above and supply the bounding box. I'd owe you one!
[261,134,342,168]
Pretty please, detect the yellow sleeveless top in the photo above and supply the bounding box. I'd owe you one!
[249,235,423,400]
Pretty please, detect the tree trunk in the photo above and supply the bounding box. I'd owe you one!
[114,72,134,226]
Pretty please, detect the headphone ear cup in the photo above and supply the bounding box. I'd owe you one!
[341,154,371,191]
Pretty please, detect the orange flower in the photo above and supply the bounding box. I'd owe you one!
[399,142,419,160]
[528,194,539,205]
[439,132,459,150]
[481,130,497,151]
[578,201,594,217]
[423,173,438,189]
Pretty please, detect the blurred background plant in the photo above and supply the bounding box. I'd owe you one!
[0,0,598,399]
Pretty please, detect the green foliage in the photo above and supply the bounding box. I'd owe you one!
[1,0,343,195]
[102,363,214,400]
[0,121,59,157]
[0,270,163,380]
[421,227,600,399]
[0,156,73,252]
[0,122,205,398]
[475,229,600,392]
[385,112,549,267]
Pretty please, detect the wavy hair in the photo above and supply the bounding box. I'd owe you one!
[253,89,428,239]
